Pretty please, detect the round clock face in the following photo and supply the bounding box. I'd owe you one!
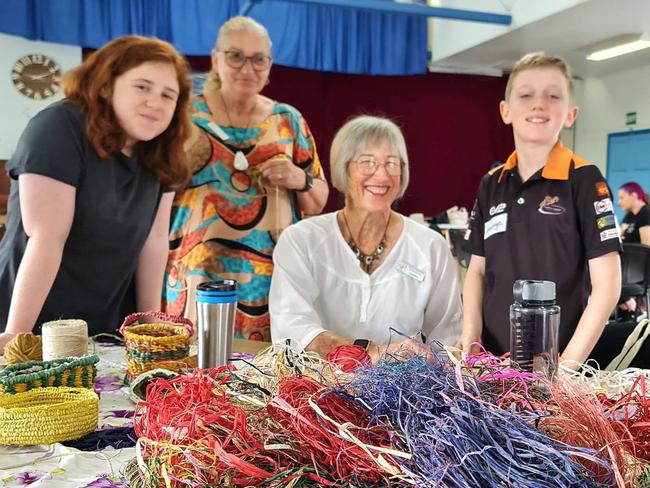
[11,54,62,100]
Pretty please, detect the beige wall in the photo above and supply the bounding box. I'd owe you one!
[575,64,650,174]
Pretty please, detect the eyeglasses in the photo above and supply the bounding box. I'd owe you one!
[350,157,403,176]
[220,50,272,71]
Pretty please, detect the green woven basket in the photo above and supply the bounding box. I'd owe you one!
[0,355,99,394]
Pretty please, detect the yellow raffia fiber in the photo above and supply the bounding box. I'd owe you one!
[0,387,98,445]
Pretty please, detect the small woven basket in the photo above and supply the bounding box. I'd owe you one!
[0,387,98,445]
[120,311,194,381]
[0,355,99,394]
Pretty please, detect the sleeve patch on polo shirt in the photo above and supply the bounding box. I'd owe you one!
[595,181,610,198]
[484,213,507,240]
[600,228,620,242]
[594,198,614,215]
[596,214,616,229]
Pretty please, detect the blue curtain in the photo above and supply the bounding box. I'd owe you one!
[0,0,428,75]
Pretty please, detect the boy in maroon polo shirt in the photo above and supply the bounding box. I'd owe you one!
[459,52,622,364]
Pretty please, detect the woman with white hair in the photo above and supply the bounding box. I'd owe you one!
[164,16,328,342]
[269,115,462,362]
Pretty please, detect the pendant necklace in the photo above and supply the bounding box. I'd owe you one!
[342,211,391,273]
[219,92,256,171]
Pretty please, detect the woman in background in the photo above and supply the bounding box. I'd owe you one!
[0,36,192,353]
[617,181,650,320]
[164,16,328,341]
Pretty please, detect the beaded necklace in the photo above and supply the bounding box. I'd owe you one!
[342,211,391,273]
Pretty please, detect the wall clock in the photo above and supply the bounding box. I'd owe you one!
[11,54,62,100]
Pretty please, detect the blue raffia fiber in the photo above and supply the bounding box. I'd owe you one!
[344,354,615,488]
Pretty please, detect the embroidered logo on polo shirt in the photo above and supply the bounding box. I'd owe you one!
[595,181,610,198]
[597,214,616,229]
[538,195,566,215]
[489,203,506,216]
[600,228,619,242]
[594,198,614,215]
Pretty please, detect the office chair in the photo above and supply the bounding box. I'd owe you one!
[592,243,650,368]
[617,243,650,321]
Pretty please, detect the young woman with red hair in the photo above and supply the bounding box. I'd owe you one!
[0,35,192,352]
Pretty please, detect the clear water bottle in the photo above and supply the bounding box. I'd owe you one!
[509,280,560,376]
[195,280,238,368]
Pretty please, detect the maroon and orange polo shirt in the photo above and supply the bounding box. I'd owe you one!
[465,141,622,355]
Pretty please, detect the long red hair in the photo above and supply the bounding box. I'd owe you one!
[62,35,191,188]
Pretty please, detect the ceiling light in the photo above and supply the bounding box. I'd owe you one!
[586,35,650,61]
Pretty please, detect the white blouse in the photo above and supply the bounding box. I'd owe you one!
[269,212,463,349]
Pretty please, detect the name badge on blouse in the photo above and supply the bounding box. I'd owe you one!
[484,213,508,240]
[397,262,425,282]
[207,121,230,141]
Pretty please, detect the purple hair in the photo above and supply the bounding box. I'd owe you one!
[620,182,649,203]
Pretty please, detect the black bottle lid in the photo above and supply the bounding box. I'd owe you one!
[197,280,237,293]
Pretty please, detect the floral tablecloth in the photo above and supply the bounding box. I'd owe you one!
[0,342,136,487]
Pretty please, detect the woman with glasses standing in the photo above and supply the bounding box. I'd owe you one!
[164,16,328,341]
[269,116,462,362]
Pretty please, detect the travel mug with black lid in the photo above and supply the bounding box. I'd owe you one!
[195,280,238,368]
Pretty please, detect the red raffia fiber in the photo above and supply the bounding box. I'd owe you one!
[134,368,304,486]
[597,374,650,462]
[325,344,371,373]
[267,375,401,483]
[534,380,641,487]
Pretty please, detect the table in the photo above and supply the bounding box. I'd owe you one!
[0,339,271,487]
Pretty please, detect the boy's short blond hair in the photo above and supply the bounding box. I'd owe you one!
[504,52,574,101]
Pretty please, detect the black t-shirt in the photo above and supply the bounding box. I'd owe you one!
[0,100,167,335]
[465,142,622,355]
[622,205,650,243]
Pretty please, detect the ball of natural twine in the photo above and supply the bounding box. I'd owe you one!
[42,319,88,360]
[4,333,43,364]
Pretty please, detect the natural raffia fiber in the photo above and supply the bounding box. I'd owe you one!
[0,387,98,445]
[0,355,99,394]
[3,333,42,364]
[120,311,194,381]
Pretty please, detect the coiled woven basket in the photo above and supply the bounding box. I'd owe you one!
[0,387,99,445]
[0,355,99,394]
[120,311,194,381]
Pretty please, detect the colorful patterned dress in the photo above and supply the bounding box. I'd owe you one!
[164,95,323,341]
